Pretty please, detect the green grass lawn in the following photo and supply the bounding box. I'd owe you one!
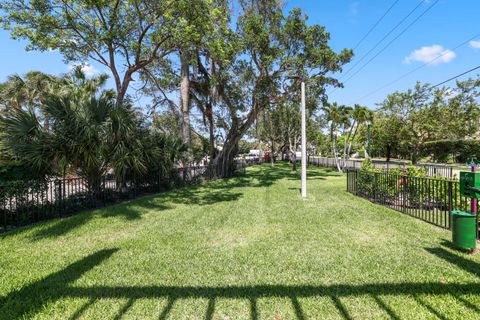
[1,163,480,319]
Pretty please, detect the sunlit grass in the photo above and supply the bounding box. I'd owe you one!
[1,162,479,319]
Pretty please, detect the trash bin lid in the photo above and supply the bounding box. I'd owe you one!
[451,210,475,217]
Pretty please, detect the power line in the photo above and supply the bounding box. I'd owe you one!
[335,0,425,84]
[354,32,480,102]
[352,0,400,51]
[340,0,439,87]
[430,64,480,89]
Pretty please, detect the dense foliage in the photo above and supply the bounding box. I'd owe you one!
[365,79,480,163]
[354,159,469,218]
[0,69,184,192]
[423,139,480,163]
[0,0,351,177]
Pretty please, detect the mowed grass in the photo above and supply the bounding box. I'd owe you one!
[1,163,480,320]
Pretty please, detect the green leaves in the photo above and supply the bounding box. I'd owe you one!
[373,78,480,162]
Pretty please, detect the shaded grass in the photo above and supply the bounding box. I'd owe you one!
[0,163,479,319]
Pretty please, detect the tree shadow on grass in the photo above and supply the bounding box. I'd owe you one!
[30,211,94,240]
[2,249,480,320]
[153,164,302,207]
[5,164,336,241]
[287,168,340,181]
[28,198,173,241]
[160,186,245,206]
[157,163,340,207]
[14,166,285,240]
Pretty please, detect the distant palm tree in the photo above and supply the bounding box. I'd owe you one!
[0,72,55,109]
[344,104,373,160]
[0,68,110,131]
[322,102,350,172]
[58,66,111,99]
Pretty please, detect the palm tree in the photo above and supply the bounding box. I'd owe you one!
[1,90,145,193]
[1,93,109,189]
[0,69,111,132]
[58,66,111,99]
[0,72,55,110]
[344,104,373,160]
[1,68,185,195]
[322,102,350,172]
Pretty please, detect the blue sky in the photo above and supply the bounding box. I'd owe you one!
[0,0,479,110]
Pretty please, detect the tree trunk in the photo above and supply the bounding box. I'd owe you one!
[270,139,275,167]
[180,51,191,146]
[116,85,128,107]
[344,120,356,162]
[332,140,342,172]
[292,151,297,171]
[215,135,240,178]
[347,125,359,158]
[386,145,392,162]
[208,106,216,162]
[330,125,342,173]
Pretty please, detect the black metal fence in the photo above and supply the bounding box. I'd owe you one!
[0,162,247,233]
[346,170,479,232]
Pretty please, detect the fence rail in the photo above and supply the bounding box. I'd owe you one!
[417,163,455,179]
[308,156,459,178]
[346,170,479,233]
[0,161,248,233]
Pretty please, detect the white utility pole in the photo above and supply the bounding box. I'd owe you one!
[301,82,307,199]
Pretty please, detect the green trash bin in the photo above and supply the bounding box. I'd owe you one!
[451,210,477,250]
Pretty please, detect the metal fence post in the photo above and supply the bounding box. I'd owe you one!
[448,181,453,229]
[102,176,106,206]
[54,179,62,217]
[346,170,349,192]
[133,172,137,199]
[355,170,358,195]
[158,170,161,193]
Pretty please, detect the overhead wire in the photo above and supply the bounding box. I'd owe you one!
[334,0,425,85]
[340,0,440,87]
[354,32,480,102]
[352,0,400,51]
[429,65,480,89]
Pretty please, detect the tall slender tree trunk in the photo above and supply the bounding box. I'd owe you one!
[180,51,191,146]
[330,125,342,173]
[207,103,216,162]
[346,125,359,157]
[344,120,356,161]
[270,139,275,167]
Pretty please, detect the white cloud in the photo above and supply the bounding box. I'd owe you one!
[469,40,480,49]
[403,44,456,65]
[67,63,99,76]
